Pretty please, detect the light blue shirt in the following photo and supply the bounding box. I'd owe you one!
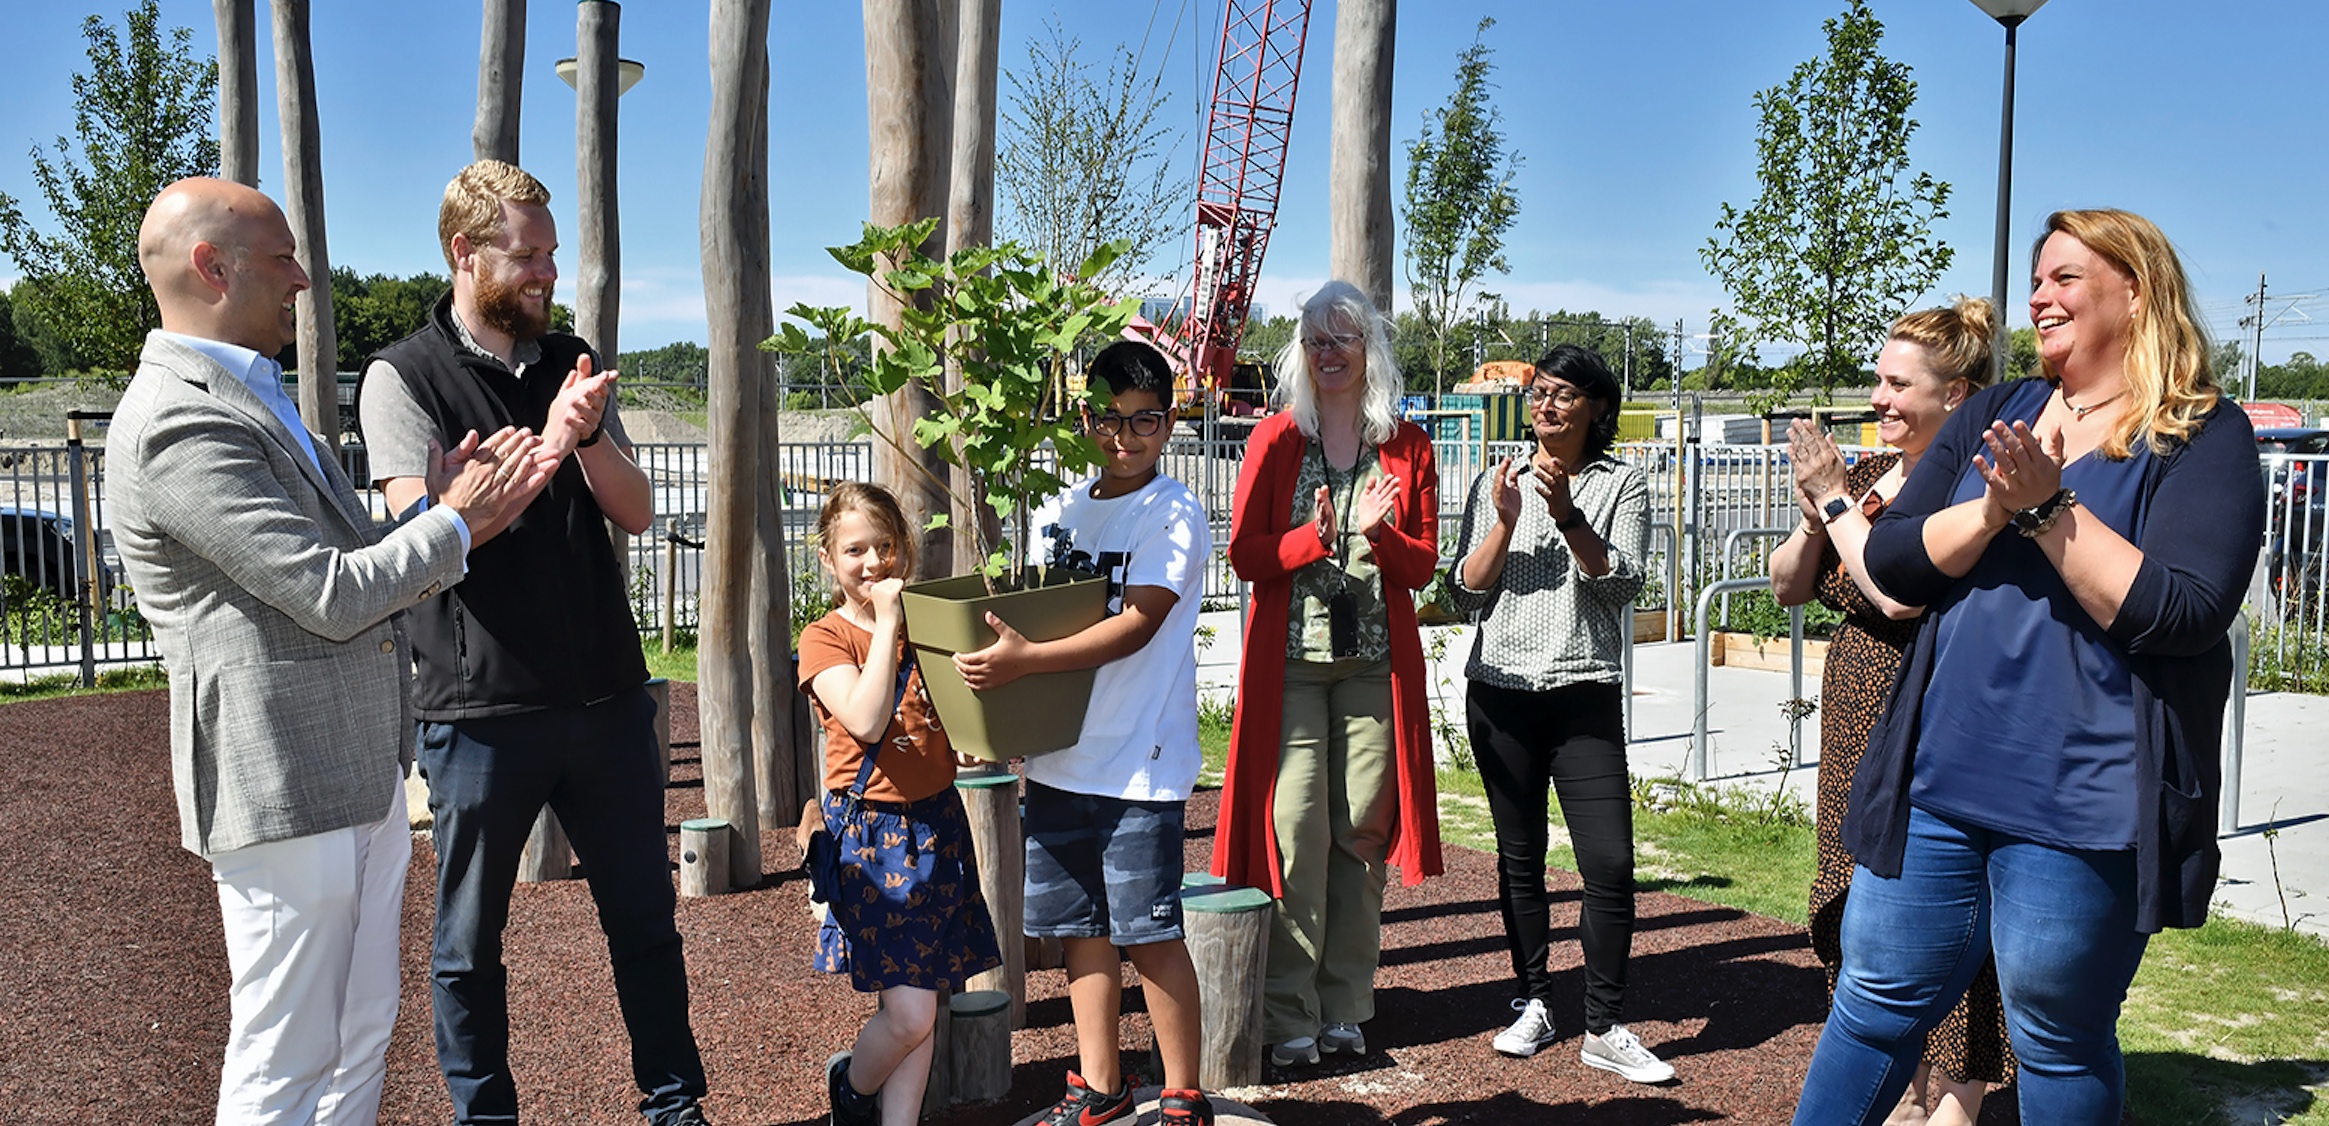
[155,330,469,553]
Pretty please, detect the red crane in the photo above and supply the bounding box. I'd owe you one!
[1177,0,1314,390]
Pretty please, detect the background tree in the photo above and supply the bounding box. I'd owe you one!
[995,17,1182,294]
[0,287,46,382]
[0,0,218,374]
[1399,16,1521,397]
[1700,0,1951,407]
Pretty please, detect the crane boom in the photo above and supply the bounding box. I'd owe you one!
[1179,0,1314,389]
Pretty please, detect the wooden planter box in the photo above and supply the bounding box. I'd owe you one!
[1709,630,1829,678]
[1633,608,1667,643]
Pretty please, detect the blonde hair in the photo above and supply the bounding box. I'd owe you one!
[816,481,917,598]
[2033,209,2216,458]
[1274,280,1402,447]
[438,160,551,270]
[1889,295,1998,391]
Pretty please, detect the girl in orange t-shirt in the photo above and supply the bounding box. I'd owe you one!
[793,482,1000,1126]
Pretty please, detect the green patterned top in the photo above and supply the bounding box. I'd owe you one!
[1286,439,1391,663]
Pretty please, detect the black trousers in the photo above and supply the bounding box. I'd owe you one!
[1467,679,1634,1034]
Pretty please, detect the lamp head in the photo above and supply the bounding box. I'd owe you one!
[554,56,646,95]
[1969,0,2048,28]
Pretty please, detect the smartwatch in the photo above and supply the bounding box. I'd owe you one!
[1820,495,1852,525]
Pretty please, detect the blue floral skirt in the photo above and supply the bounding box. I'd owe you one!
[815,785,1003,992]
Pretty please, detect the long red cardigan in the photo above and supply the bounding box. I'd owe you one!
[1209,411,1445,895]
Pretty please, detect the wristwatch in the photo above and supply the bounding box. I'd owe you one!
[1555,509,1588,532]
[2012,488,2078,538]
[1820,495,1852,525]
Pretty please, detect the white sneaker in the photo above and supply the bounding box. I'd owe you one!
[1581,1024,1675,1084]
[1493,998,1558,1058]
[1269,1036,1319,1067]
[1320,1022,1366,1056]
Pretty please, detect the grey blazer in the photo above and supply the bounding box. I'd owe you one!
[107,333,468,857]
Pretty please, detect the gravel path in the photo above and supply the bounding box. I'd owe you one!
[0,685,2018,1124]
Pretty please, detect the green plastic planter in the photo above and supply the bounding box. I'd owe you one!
[901,569,1108,761]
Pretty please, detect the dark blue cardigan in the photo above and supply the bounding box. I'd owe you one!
[1847,377,2264,932]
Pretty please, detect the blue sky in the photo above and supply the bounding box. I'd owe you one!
[3,0,2325,367]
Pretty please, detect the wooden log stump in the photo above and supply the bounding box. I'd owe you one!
[679,817,731,897]
[516,809,572,882]
[1182,883,1273,1091]
[948,988,1012,1103]
[646,677,672,788]
[955,767,1025,1027]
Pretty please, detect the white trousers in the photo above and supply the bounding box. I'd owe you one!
[209,778,410,1126]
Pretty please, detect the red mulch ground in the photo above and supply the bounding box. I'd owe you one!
[0,685,2016,1125]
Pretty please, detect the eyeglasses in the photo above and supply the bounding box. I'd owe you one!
[1089,408,1169,437]
[1525,384,1589,409]
[1301,331,1363,354]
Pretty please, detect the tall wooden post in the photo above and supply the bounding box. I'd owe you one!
[473,0,526,163]
[1329,0,1397,313]
[271,0,338,449]
[212,0,258,186]
[747,58,808,845]
[574,1,621,365]
[864,0,954,580]
[942,0,999,570]
[698,0,772,884]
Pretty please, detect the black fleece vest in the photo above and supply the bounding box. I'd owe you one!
[365,297,646,719]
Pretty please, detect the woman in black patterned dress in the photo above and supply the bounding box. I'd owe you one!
[1769,298,2013,1126]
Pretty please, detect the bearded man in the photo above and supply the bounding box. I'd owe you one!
[357,160,711,1126]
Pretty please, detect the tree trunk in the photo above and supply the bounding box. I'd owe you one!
[472,0,525,163]
[864,0,954,580]
[1329,0,1397,313]
[698,0,772,886]
[943,0,999,570]
[574,0,620,364]
[746,58,807,846]
[270,0,337,450]
[212,0,258,186]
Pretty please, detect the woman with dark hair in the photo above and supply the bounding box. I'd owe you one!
[1212,280,1442,1069]
[1793,209,2264,1125]
[1770,297,2014,1126]
[1442,344,1667,1082]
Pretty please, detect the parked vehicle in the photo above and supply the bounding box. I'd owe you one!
[2257,427,2329,608]
[0,507,111,604]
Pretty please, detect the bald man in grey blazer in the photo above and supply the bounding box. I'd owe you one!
[106,177,552,1126]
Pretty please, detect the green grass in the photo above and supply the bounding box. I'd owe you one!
[0,664,167,703]
[1426,761,2329,1123]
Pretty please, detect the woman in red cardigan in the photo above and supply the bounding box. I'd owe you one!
[1210,280,1442,1068]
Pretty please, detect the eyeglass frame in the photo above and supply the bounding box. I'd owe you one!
[1300,330,1365,355]
[1524,382,1593,410]
[1085,407,1171,437]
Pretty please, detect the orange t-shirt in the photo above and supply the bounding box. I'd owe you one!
[796,610,956,804]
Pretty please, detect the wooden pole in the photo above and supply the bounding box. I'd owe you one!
[697,0,772,885]
[1329,0,1397,313]
[863,0,954,580]
[212,0,258,186]
[956,769,1024,1027]
[473,0,525,163]
[942,0,999,572]
[574,1,621,365]
[747,58,805,849]
[270,0,338,451]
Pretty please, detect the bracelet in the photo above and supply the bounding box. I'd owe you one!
[1800,516,1826,537]
[576,423,604,448]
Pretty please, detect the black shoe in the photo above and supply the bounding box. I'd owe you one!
[659,1106,712,1126]
[827,1051,880,1126]
[1158,1088,1216,1126]
[1036,1070,1138,1126]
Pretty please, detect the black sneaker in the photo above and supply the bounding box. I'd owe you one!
[827,1051,880,1126]
[1036,1070,1137,1126]
[1158,1088,1216,1126]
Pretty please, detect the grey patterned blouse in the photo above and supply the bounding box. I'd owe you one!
[1285,440,1392,663]
[1443,455,1651,689]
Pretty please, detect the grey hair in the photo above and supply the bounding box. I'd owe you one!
[1273,279,1402,447]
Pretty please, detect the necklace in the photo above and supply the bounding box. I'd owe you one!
[2063,387,2126,420]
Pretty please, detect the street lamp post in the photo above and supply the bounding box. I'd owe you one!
[1971,0,2048,379]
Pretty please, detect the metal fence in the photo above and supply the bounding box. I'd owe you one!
[9,424,2327,694]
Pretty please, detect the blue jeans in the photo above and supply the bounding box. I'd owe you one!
[419,687,707,1125]
[1793,806,2149,1126]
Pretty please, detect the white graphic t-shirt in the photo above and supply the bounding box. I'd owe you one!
[1020,472,1211,802]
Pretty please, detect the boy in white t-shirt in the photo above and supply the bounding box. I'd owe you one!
[952,341,1215,1126]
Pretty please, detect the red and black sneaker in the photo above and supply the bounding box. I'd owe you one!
[1157,1088,1217,1126]
[1036,1071,1138,1126]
